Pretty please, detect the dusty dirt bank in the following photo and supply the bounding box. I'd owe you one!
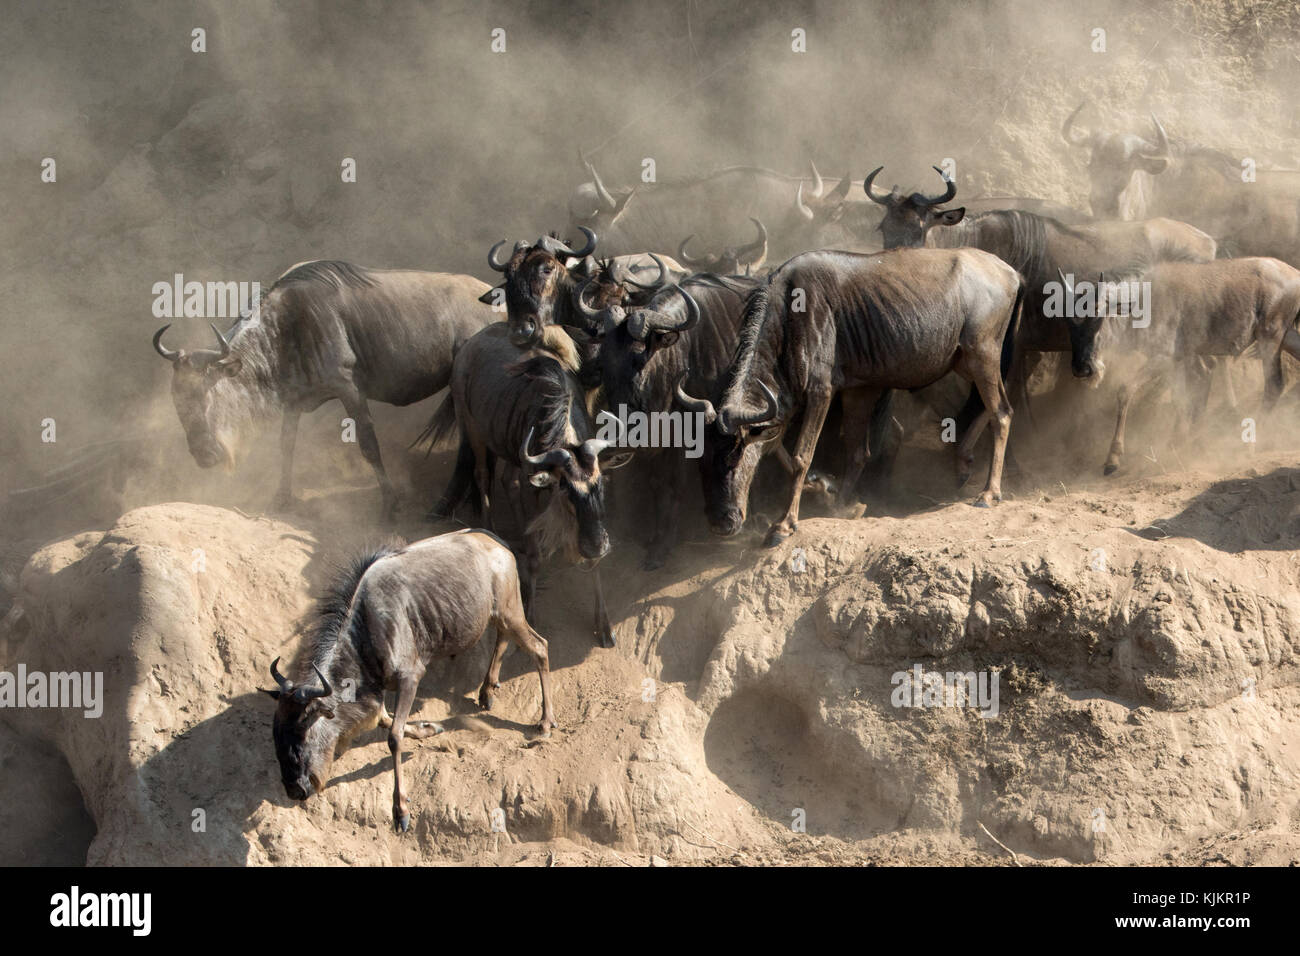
[3,446,1298,866]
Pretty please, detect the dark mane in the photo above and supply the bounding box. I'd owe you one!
[946,210,1090,282]
[274,260,377,292]
[507,354,581,450]
[299,543,402,676]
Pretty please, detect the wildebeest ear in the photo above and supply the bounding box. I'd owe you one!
[478,285,504,306]
[936,207,965,226]
[261,688,281,701]
[528,471,556,488]
[216,356,243,377]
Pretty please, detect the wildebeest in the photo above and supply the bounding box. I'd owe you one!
[483,229,673,347]
[868,171,1217,437]
[1063,258,1300,474]
[678,219,769,276]
[1061,103,1300,264]
[679,248,1026,547]
[424,323,632,647]
[152,260,495,517]
[569,157,870,260]
[263,529,555,832]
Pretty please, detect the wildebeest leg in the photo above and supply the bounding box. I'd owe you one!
[1105,371,1162,475]
[956,354,1012,507]
[342,394,397,519]
[471,440,493,531]
[388,672,422,833]
[477,627,510,712]
[377,701,444,738]
[428,438,475,521]
[493,595,556,735]
[764,385,833,547]
[592,566,615,648]
[836,386,882,513]
[272,410,300,510]
[521,535,541,622]
[644,460,683,570]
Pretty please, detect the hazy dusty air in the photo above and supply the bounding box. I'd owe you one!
[3,0,1300,871]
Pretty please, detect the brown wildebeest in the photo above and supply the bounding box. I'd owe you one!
[152,260,495,518]
[263,529,555,833]
[1063,258,1300,474]
[678,247,1027,547]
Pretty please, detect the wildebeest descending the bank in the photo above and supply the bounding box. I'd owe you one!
[1064,258,1300,474]
[680,248,1026,547]
[152,260,495,517]
[263,529,555,833]
[423,323,632,647]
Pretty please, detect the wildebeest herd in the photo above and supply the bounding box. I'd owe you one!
[152,106,1300,830]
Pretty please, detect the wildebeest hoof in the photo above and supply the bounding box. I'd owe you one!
[409,720,444,738]
[1103,463,1119,476]
[535,723,553,739]
[763,524,793,548]
[596,628,616,649]
[394,811,411,833]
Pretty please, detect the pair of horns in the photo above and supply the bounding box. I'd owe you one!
[488,226,599,272]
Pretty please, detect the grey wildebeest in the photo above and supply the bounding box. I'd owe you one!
[867,168,1216,431]
[263,529,555,833]
[1061,103,1300,264]
[1061,258,1300,474]
[423,323,632,647]
[679,248,1026,547]
[677,218,769,276]
[153,260,495,518]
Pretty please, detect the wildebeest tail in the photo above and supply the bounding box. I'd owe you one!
[412,392,458,454]
[1005,274,1034,426]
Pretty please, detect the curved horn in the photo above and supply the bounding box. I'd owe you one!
[152,325,179,362]
[721,380,780,434]
[736,218,768,264]
[826,170,853,203]
[628,285,701,341]
[296,664,332,701]
[677,235,707,268]
[808,159,824,199]
[521,427,572,471]
[675,377,717,424]
[487,240,512,272]
[921,166,957,206]
[209,322,232,358]
[573,276,606,323]
[582,152,618,212]
[1061,101,1091,146]
[863,166,891,204]
[1057,268,1076,298]
[269,657,293,692]
[1145,113,1171,158]
[794,182,815,221]
[540,226,598,260]
[622,253,670,291]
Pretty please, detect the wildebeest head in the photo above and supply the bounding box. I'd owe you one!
[520,426,632,561]
[865,165,965,248]
[153,322,244,469]
[789,163,870,244]
[263,657,338,801]
[1056,269,1107,383]
[567,152,635,234]
[1061,102,1172,219]
[484,228,599,347]
[678,219,769,276]
[592,283,701,417]
[676,379,781,535]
